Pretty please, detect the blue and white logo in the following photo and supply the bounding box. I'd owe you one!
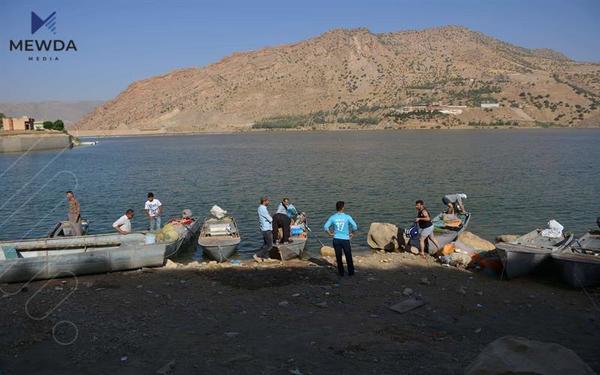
[31,11,56,35]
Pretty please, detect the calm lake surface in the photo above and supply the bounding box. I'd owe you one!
[1,129,599,255]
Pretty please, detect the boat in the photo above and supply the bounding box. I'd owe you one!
[552,230,600,288]
[0,233,171,283]
[269,214,309,261]
[431,212,471,249]
[407,212,471,255]
[496,229,574,279]
[197,216,241,262]
[162,217,202,258]
[0,214,201,283]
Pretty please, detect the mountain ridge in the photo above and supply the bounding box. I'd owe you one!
[74,26,600,132]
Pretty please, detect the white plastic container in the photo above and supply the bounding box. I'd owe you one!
[145,233,156,244]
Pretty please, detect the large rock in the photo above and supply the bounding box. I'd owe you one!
[495,234,520,243]
[320,246,335,257]
[457,231,495,251]
[367,222,400,251]
[465,336,595,375]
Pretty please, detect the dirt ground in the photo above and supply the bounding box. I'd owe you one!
[1,251,598,374]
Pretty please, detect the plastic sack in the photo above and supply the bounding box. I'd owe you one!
[541,219,563,238]
[210,205,227,219]
[439,243,456,256]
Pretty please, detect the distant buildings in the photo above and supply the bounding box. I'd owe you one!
[1,116,35,131]
[480,103,500,109]
[395,105,466,115]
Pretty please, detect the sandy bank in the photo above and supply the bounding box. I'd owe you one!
[69,125,598,138]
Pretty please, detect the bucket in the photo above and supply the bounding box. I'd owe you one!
[145,233,156,244]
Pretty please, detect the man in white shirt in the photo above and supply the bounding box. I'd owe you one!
[144,192,163,231]
[113,209,135,234]
[442,193,467,214]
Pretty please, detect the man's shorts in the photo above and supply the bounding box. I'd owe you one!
[419,225,434,238]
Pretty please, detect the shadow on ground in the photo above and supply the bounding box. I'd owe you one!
[0,254,599,374]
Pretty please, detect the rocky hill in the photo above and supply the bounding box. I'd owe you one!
[74,26,600,132]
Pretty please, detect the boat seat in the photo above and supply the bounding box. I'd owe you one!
[207,223,236,236]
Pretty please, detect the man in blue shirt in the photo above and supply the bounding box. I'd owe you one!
[254,196,274,261]
[323,201,358,276]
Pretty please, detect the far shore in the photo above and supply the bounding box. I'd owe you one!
[70,124,599,138]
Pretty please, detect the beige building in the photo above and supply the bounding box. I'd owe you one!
[2,116,35,131]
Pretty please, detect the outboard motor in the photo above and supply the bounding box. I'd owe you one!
[597,216,600,229]
[48,219,89,237]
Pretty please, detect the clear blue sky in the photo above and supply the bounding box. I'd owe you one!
[1,0,599,102]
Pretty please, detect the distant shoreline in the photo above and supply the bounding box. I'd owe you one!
[70,125,599,138]
[0,132,71,153]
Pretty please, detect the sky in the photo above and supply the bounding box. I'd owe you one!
[1,0,599,102]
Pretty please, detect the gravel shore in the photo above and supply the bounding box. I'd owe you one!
[1,251,598,374]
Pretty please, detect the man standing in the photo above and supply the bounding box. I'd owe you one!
[273,198,293,244]
[66,191,82,236]
[254,196,273,261]
[144,192,163,231]
[415,200,440,256]
[323,201,358,277]
[113,209,135,235]
[442,193,467,214]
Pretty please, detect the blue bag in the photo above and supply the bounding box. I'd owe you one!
[405,223,419,240]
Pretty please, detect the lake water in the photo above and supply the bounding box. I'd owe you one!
[1,129,599,255]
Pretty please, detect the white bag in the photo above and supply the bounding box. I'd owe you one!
[210,205,227,219]
[541,219,563,238]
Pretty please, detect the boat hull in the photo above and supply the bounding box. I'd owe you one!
[270,237,308,260]
[496,230,574,279]
[0,242,166,283]
[197,216,241,262]
[552,254,600,288]
[200,243,240,262]
[552,231,600,288]
[497,248,551,279]
[164,218,202,258]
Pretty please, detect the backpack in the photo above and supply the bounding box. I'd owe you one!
[405,223,419,240]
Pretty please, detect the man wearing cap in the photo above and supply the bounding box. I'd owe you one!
[442,193,468,214]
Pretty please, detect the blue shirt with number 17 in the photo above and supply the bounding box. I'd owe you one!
[323,212,358,240]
